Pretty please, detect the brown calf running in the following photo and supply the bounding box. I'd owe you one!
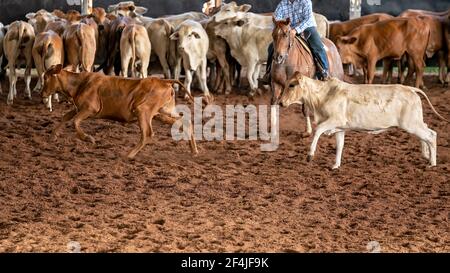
[41,64,198,158]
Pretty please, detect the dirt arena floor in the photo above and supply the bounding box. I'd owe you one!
[0,74,449,253]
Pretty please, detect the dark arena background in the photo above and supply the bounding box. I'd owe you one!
[0,0,449,255]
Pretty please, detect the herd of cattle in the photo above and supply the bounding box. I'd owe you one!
[0,1,449,103]
[0,1,449,167]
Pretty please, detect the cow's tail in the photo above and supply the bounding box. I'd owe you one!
[14,23,26,60]
[415,89,449,122]
[41,37,52,71]
[75,25,86,72]
[129,26,136,77]
[164,79,195,104]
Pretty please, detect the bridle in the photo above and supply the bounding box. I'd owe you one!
[274,25,294,65]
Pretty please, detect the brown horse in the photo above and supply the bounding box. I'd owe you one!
[271,18,344,135]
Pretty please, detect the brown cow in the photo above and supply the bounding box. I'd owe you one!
[44,19,68,36]
[32,30,64,110]
[329,13,393,76]
[63,22,96,72]
[336,17,430,89]
[52,9,81,23]
[329,13,394,43]
[96,16,135,75]
[120,24,151,78]
[396,10,450,86]
[41,64,198,158]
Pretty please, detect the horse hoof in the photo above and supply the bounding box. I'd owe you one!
[302,132,312,138]
[307,155,313,162]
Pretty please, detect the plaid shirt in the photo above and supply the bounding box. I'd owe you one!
[274,0,317,34]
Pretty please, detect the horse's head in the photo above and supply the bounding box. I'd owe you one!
[272,17,295,65]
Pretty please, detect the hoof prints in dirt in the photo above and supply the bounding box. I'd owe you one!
[0,76,449,252]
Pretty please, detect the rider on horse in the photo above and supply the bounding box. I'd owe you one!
[262,0,330,83]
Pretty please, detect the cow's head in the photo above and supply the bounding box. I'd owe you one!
[335,35,358,65]
[211,1,251,23]
[42,64,63,105]
[66,10,82,23]
[212,16,248,41]
[276,72,306,107]
[170,24,203,53]
[108,1,148,17]
[26,10,57,34]
[87,7,108,29]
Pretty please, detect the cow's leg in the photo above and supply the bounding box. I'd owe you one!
[127,111,151,159]
[33,77,42,93]
[218,54,232,94]
[302,105,313,137]
[33,57,43,93]
[198,60,211,99]
[184,69,193,95]
[155,113,198,154]
[121,53,131,78]
[382,59,391,84]
[348,64,355,76]
[363,66,368,84]
[253,63,262,95]
[213,64,224,93]
[407,126,437,166]
[247,62,257,96]
[307,119,337,162]
[173,56,183,92]
[24,55,33,99]
[404,56,415,85]
[158,54,171,79]
[411,55,425,89]
[140,56,149,78]
[421,140,430,160]
[52,109,78,139]
[73,109,96,144]
[438,50,446,86]
[333,131,345,169]
[7,64,16,105]
[397,59,404,84]
[367,59,376,84]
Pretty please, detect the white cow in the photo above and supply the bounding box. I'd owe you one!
[211,1,272,27]
[25,9,59,34]
[107,1,148,17]
[213,16,272,96]
[3,21,35,105]
[170,20,211,101]
[278,72,447,169]
[212,2,330,37]
[120,24,151,78]
[145,19,173,79]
